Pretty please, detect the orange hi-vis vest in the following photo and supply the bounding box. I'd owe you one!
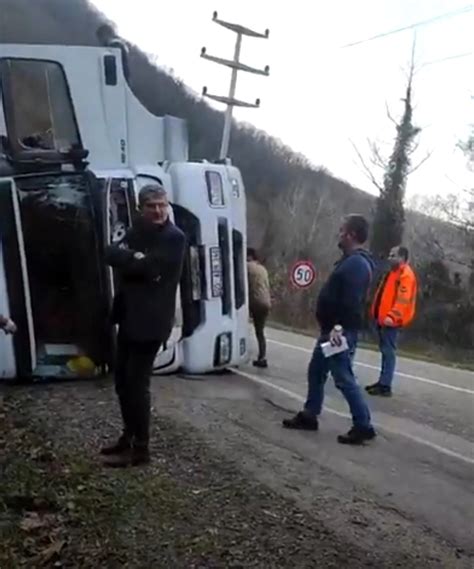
[370,263,417,327]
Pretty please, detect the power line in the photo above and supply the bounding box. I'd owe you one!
[342,5,473,48]
[423,51,474,67]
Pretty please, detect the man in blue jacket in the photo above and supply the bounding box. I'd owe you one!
[283,214,376,445]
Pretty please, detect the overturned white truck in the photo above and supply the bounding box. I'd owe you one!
[0,38,249,380]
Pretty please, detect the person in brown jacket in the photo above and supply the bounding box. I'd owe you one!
[247,248,271,368]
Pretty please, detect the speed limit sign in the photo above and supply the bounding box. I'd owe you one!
[290,260,316,289]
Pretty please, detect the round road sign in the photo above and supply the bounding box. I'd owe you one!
[290,260,316,289]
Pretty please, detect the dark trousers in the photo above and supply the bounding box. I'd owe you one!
[114,333,161,447]
[251,306,269,360]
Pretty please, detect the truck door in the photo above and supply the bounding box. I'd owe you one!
[0,179,36,378]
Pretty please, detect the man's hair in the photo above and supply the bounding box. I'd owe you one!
[138,184,167,207]
[397,246,409,261]
[343,214,369,244]
[247,247,258,261]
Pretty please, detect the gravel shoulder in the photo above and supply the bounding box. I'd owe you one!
[0,376,471,568]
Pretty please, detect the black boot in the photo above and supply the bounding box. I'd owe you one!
[100,434,131,456]
[282,411,319,431]
[366,383,392,397]
[131,444,151,466]
[337,426,376,445]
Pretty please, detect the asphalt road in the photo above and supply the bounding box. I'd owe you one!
[155,326,474,567]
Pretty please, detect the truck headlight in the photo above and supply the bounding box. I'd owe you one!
[210,246,223,297]
[239,338,246,356]
[206,171,224,206]
[231,178,240,198]
[214,332,232,366]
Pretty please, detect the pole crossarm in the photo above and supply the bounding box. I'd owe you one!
[202,88,260,108]
[201,50,270,76]
[212,11,269,39]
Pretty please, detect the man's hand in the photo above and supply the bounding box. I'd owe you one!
[3,318,17,334]
[383,316,395,327]
[133,252,146,260]
[329,325,344,347]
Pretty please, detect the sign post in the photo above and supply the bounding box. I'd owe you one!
[290,260,316,289]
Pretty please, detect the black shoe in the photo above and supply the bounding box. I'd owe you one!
[103,449,132,468]
[131,445,151,466]
[102,446,150,468]
[253,359,268,368]
[337,426,376,445]
[366,383,392,397]
[100,435,131,456]
[282,411,319,431]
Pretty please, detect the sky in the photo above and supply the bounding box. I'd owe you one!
[90,0,473,199]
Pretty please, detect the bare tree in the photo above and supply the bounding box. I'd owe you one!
[353,43,432,260]
[372,66,419,258]
[413,129,473,239]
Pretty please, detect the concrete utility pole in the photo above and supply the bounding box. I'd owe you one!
[201,11,269,160]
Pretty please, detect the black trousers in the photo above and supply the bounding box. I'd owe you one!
[114,333,161,447]
[251,306,269,360]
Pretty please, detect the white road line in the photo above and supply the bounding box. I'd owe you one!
[267,338,474,396]
[231,368,474,466]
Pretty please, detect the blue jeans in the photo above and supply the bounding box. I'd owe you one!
[378,326,399,389]
[305,331,373,430]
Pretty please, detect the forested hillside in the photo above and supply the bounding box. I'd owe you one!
[0,0,472,359]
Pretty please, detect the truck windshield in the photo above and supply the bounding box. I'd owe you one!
[0,58,81,153]
[16,173,104,370]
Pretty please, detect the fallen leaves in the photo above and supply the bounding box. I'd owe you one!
[35,539,66,564]
[20,513,48,532]
[15,511,67,566]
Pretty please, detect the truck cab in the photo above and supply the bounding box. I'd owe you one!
[0,42,249,380]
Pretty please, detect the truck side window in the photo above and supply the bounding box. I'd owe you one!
[109,179,133,243]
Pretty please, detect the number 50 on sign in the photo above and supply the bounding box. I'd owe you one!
[290,260,316,289]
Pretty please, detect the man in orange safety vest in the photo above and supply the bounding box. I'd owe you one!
[366,246,417,396]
